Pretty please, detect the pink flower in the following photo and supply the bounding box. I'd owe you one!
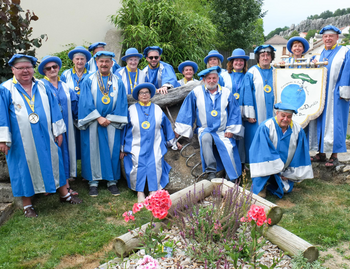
[133,202,144,214]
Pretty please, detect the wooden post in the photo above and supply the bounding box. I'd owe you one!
[265,225,319,263]
[211,178,283,225]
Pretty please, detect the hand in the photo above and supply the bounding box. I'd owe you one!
[279,61,286,65]
[156,86,168,95]
[0,142,9,155]
[224,132,233,138]
[119,152,127,159]
[176,142,182,150]
[97,117,111,127]
[311,59,318,63]
[281,176,288,181]
[247,118,257,123]
[55,134,63,147]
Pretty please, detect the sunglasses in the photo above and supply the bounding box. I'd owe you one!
[148,56,159,60]
[44,64,59,71]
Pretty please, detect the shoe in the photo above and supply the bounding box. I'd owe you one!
[60,195,82,204]
[24,207,38,218]
[67,187,79,196]
[207,173,216,181]
[108,185,120,196]
[89,186,98,197]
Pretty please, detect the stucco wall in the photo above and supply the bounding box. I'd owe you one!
[21,0,122,60]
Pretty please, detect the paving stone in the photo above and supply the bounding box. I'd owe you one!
[0,183,14,203]
[0,202,14,226]
[0,161,9,182]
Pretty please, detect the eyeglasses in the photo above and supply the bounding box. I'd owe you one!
[139,91,150,96]
[148,56,159,60]
[13,66,34,71]
[44,64,59,71]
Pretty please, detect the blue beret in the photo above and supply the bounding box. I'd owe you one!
[204,50,224,64]
[254,45,276,54]
[68,46,92,61]
[178,61,198,73]
[38,55,62,75]
[320,25,341,34]
[8,54,37,67]
[227,48,249,61]
[287,37,309,54]
[197,66,221,78]
[121,48,143,62]
[88,42,106,52]
[94,51,115,58]
[132,82,156,100]
[143,46,163,58]
[274,102,298,114]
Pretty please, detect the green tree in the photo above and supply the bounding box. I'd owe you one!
[208,0,266,50]
[305,29,318,41]
[319,10,333,19]
[265,26,289,41]
[0,0,46,82]
[287,30,300,40]
[110,0,216,72]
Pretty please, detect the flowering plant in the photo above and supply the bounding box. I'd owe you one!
[136,255,159,269]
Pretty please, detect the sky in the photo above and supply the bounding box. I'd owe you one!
[262,0,350,35]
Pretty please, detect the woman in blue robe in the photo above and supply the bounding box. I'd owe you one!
[177,60,199,86]
[282,37,310,68]
[203,50,226,86]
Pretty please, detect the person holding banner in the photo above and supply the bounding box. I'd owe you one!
[309,25,350,167]
[240,44,276,163]
[250,103,313,198]
[282,37,310,68]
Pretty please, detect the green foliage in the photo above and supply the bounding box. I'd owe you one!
[110,0,217,72]
[0,0,47,82]
[291,251,326,269]
[307,8,350,20]
[265,26,289,41]
[287,30,300,40]
[209,0,266,50]
[341,33,350,46]
[305,29,319,41]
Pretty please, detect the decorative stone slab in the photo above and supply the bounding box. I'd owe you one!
[0,183,14,203]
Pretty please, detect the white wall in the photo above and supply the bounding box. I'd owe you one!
[21,0,122,59]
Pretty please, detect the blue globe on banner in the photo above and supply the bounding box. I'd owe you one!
[281,84,306,109]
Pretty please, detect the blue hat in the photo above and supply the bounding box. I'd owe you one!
[94,51,115,58]
[274,103,298,114]
[68,46,92,61]
[88,42,106,52]
[178,61,198,73]
[38,55,62,75]
[198,66,221,78]
[320,25,341,34]
[204,50,224,64]
[8,54,37,67]
[143,46,163,58]
[227,48,249,61]
[132,82,156,100]
[121,48,143,62]
[254,45,276,54]
[287,37,309,54]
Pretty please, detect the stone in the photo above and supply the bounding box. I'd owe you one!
[0,183,14,203]
[336,165,345,172]
[0,160,9,182]
[0,202,14,226]
[104,28,123,66]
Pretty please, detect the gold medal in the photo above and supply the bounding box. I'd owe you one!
[28,113,39,124]
[141,121,150,129]
[101,95,110,104]
[234,93,240,99]
[211,110,218,117]
[264,85,272,93]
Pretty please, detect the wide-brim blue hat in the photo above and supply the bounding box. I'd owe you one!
[88,42,106,52]
[198,66,221,78]
[8,54,37,67]
[227,48,249,61]
[287,37,309,54]
[121,48,143,62]
[132,82,156,100]
[178,61,198,73]
[320,25,341,34]
[94,51,115,59]
[68,46,92,61]
[143,46,163,58]
[38,55,62,75]
[274,102,298,114]
[254,45,276,54]
[204,50,224,64]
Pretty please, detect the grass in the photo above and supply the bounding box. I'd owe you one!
[0,176,150,269]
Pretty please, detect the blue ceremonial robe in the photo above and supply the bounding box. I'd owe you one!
[240,65,274,162]
[78,73,128,181]
[114,67,146,95]
[250,117,313,198]
[122,103,175,192]
[177,78,198,86]
[61,68,90,160]
[308,45,350,153]
[0,78,66,197]
[42,78,79,179]
[284,57,310,68]
[86,58,120,74]
[143,61,179,89]
[175,85,244,180]
[222,71,244,96]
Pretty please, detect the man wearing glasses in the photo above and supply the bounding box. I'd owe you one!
[143,46,179,94]
[0,54,82,218]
